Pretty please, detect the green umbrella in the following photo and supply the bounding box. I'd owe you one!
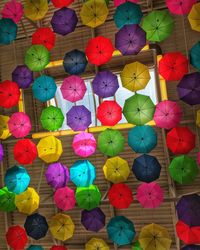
[75,185,101,211]
[40,105,64,131]
[0,187,16,212]
[169,155,199,184]
[123,93,155,125]
[98,128,125,157]
[142,10,174,42]
[132,240,142,250]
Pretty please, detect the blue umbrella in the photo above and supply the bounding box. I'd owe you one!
[4,166,30,194]
[0,18,18,45]
[190,42,200,71]
[27,245,44,250]
[70,160,96,187]
[132,154,161,183]
[128,125,157,153]
[107,216,135,246]
[181,246,200,250]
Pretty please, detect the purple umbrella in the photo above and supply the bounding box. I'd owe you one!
[66,105,91,131]
[177,72,200,106]
[45,162,70,189]
[81,207,105,232]
[181,245,200,250]
[51,7,78,36]
[0,144,3,162]
[92,70,119,98]
[115,24,146,55]
[12,65,33,89]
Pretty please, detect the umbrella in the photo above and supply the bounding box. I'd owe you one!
[66,105,91,131]
[0,144,3,162]
[37,135,63,163]
[188,3,200,32]
[80,0,108,28]
[61,75,86,102]
[24,0,48,21]
[25,45,50,72]
[166,0,196,15]
[98,128,125,156]
[159,52,188,81]
[132,240,142,250]
[75,185,101,210]
[15,187,39,215]
[0,187,15,212]
[81,207,105,232]
[132,154,161,183]
[51,7,78,36]
[123,93,155,125]
[107,215,136,246]
[0,18,17,45]
[0,115,11,140]
[85,36,114,66]
[114,2,143,29]
[32,27,56,51]
[114,0,139,7]
[4,165,30,194]
[8,112,32,138]
[189,41,200,71]
[32,75,57,102]
[181,245,200,250]
[166,126,196,154]
[115,24,146,56]
[97,100,122,126]
[108,183,133,209]
[27,246,44,250]
[142,10,174,42]
[153,100,182,129]
[136,182,164,209]
[169,155,199,184]
[49,213,75,241]
[1,0,23,23]
[40,105,64,131]
[85,238,109,250]
[12,65,33,89]
[0,80,20,109]
[139,223,172,250]
[54,186,76,211]
[6,225,28,250]
[72,132,96,158]
[50,247,68,250]
[70,160,96,187]
[63,49,88,75]
[92,70,119,98]
[128,125,157,153]
[51,0,74,8]
[14,139,37,165]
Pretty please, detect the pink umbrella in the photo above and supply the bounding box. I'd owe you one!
[60,75,86,103]
[153,100,182,130]
[54,186,76,211]
[166,0,197,15]
[136,182,164,209]
[8,112,32,138]
[114,0,138,7]
[72,132,96,158]
[1,0,23,23]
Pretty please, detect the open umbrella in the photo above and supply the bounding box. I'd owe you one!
[12,65,33,89]
[24,0,48,21]
[0,144,3,162]
[0,115,11,140]
[0,187,15,212]
[132,241,142,250]
[181,245,200,250]
[6,225,28,250]
[51,0,74,7]
[85,238,109,250]
[2,0,23,23]
[114,0,138,7]
[0,18,17,45]
[190,42,200,71]
[27,246,44,250]
[50,247,68,250]
[188,3,200,32]
[54,186,76,211]
[166,0,196,15]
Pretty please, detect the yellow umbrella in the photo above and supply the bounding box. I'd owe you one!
[85,237,110,250]
[15,187,39,215]
[49,213,75,241]
[80,0,109,28]
[37,135,63,163]
[196,109,200,127]
[103,156,130,183]
[139,223,172,250]
[0,115,11,140]
[121,61,151,92]
[24,0,48,21]
[188,3,200,32]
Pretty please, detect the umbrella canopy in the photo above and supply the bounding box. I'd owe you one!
[85,36,114,66]
[190,42,200,71]
[0,144,3,162]
[6,225,28,250]
[166,0,196,15]
[75,185,101,210]
[0,187,15,212]
[54,186,76,211]
[169,155,199,184]
[27,245,44,250]
[51,0,74,7]
[128,125,157,153]
[181,245,200,250]
[132,240,142,250]
[114,0,138,7]
[50,247,68,250]
[188,3,200,32]
[142,10,174,42]
[136,182,164,209]
[49,213,75,241]
[0,115,11,140]
[12,65,33,89]
[0,18,17,45]
[51,7,78,36]
[81,207,105,232]
[85,238,109,250]
[139,223,172,250]
[24,0,48,21]
[1,0,23,23]
[107,215,136,246]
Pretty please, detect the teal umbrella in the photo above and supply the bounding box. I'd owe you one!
[27,246,44,250]
[0,187,16,212]
[190,41,200,71]
[0,18,18,45]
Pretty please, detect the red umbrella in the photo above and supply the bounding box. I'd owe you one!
[51,0,74,8]
[97,100,122,126]
[166,126,196,154]
[50,247,68,250]
[85,36,114,66]
[6,225,28,250]
[108,183,133,209]
[0,80,20,109]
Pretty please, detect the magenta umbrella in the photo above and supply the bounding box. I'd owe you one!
[114,0,138,7]
[8,112,32,138]
[1,0,23,23]
[54,186,76,211]
[166,0,197,15]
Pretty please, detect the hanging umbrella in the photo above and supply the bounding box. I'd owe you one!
[1,0,23,23]
[0,115,11,140]
[136,182,164,209]
[51,0,74,8]
[98,128,125,156]
[189,42,200,71]
[142,10,174,42]
[0,144,3,162]
[61,75,86,102]
[66,105,91,131]
[188,3,200,32]
[114,0,139,7]
[24,0,48,21]
[132,240,142,250]
[85,238,109,250]
[85,36,114,66]
[27,246,44,250]
[49,213,75,241]
[12,65,33,89]
[50,247,68,250]
[166,0,196,15]
[54,186,76,211]
[0,187,15,212]
[0,18,17,45]
[153,100,182,129]
[181,245,200,250]
[6,225,28,250]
